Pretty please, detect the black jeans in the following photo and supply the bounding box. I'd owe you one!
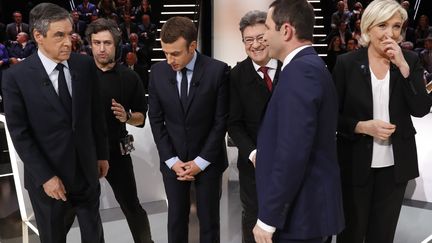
[105,150,153,243]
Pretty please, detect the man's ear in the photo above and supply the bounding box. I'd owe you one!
[33,30,43,45]
[189,40,197,52]
[282,23,294,41]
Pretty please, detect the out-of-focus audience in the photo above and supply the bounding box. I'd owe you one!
[7,32,36,65]
[5,11,29,42]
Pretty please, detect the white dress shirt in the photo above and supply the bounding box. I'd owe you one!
[37,50,72,96]
[370,68,394,168]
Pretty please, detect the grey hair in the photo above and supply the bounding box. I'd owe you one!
[239,10,267,36]
[29,3,72,38]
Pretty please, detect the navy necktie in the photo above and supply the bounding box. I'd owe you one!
[55,63,72,114]
[180,68,188,111]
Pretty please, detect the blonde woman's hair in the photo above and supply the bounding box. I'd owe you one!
[359,0,407,47]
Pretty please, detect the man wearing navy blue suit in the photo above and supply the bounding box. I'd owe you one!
[2,3,108,243]
[253,0,344,242]
[148,16,229,243]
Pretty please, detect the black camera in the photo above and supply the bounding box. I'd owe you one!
[119,134,135,155]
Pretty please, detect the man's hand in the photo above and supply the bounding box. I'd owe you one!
[177,160,201,180]
[253,224,274,243]
[172,160,195,181]
[111,99,128,123]
[98,160,109,178]
[43,176,67,201]
[251,153,256,168]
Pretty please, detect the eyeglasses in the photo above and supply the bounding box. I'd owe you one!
[243,34,265,46]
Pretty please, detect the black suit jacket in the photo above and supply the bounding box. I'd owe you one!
[5,22,29,41]
[227,57,281,166]
[148,53,229,178]
[333,48,432,185]
[2,52,109,189]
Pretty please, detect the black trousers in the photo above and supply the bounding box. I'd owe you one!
[105,150,153,243]
[238,161,258,243]
[28,170,104,243]
[163,174,222,243]
[337,166,407,243]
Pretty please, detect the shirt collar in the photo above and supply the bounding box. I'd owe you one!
[282,45,312,70]
[38,49,69,75]
[252,58,278,72]
[184,51,197,72]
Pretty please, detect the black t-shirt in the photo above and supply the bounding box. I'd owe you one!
[96,64,147,151]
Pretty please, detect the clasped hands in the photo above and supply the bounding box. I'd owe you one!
[172,160,201,181]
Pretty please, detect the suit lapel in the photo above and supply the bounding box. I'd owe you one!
[31,54,70,119]
[185,54,205,114]
[166,67,184,115]
[355,48,373,114]
[67,57,80,125]
[389,64,399,98]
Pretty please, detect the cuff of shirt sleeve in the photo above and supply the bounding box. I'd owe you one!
[249,149,257,163]
[194,156,210,171]
[257,219,276,233]
[165,156,179,169]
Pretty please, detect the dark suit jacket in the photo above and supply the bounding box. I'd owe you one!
[256,47,344,239]
[227,57,281,167]
[7,41,37,59]
[5,22,29,41]
[2,52,109,190]
[148,53,229,178]
[333,48,432,185]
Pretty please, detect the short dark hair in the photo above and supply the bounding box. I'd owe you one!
[269,0,315,42]
[29,3,72,38]
[160,16,197,47]
[239,10,267,36]
[85,18,122,47]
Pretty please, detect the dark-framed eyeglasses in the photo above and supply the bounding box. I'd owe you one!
[243,34,265,46]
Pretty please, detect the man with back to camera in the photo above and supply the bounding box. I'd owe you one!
[85,18,153,243]
[252,0,344,242]
[148,16,229,243]
[227,10,282,243]
[1,3,109,243]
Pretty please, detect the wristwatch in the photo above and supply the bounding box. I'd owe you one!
[126,111,132,122]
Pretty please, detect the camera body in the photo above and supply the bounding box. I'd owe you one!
[119,134,135,155]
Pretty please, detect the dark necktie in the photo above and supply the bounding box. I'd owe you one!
[55,63,72,114]
[17,24,21,33]
[180,68,188,111]
[258,66,273,91]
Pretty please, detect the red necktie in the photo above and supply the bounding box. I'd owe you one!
[258,66,272,91]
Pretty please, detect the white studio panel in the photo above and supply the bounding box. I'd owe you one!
[405,113,432,202]
[99,118,166,209]
[213,0,273,67]
[1,113,167,236]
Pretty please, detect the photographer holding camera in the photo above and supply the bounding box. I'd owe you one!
[86,18,153,243]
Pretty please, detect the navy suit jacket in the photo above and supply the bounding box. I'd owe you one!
[7,41,36,59]
[256,47,344,239]
[2,52,109,189]
[148,53,229,178]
